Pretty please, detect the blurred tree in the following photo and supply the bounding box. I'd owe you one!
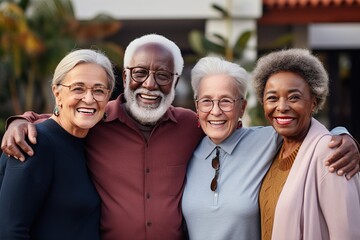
[187,1,252,68]
[0,0,123,118]
[186,0,268,126]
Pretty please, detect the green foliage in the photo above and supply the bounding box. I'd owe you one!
[0,0,123,117]
[186,1,266,126]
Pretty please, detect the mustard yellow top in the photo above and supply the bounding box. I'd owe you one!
[259,144,300,240]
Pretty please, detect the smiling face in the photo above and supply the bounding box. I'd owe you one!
[52,63,109,137]
[196,74,246,145]
[123,43,177,125]
[263,71,317,142]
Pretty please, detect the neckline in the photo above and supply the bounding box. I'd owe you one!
[278,144,301,171]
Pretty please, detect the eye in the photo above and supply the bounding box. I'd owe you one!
[198,98,212,105]
[132,68,149,78]
[70,84,86,93]
[219,98,233,103]
[156,71,172,80]
[289,95,301,102]
[265,95,277,102]
[93,87,107,95]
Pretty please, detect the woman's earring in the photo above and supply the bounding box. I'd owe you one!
[54,106,60,117]
[103,112,107,121]
[196,113,200,128]
[237,118,242,129]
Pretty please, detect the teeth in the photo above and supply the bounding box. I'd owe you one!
[140,94,158,100]
[77,108,95,114]
[276,118,292,124]
[209,120,225,125]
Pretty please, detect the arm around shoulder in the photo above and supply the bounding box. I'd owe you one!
[1,111,50,161]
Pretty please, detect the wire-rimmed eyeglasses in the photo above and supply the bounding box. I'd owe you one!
[196,97,243,113]
[210,147,220,192]
[57,83,110,102]
[126,67,178,86]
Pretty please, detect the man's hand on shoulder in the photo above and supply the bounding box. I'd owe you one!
[325,135,360,180]
[1,119,37,161]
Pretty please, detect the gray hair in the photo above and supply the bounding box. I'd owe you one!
[191,56,248,99]
[123,33,184,75]
[52,49,115,93]
[252,48,329,113]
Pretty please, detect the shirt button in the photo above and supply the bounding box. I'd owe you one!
[146,193,151,199]
[146,168,150,173]
[146,221,152,227]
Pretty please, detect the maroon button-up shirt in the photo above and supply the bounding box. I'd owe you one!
[12,94,204,239]
[86,95,204,240]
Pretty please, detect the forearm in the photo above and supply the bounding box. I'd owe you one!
[5,111,51,129]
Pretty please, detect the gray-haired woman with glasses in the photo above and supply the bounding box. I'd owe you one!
[0,49,115,239]
[181,56,358,240]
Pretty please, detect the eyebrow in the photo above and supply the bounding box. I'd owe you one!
[265,88,303,95]
[71,82,107,87]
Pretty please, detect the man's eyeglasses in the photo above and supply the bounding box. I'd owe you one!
[196,97,243,113]
[126,67,178,86]
[210,147,220,192]
[57,83,110,102]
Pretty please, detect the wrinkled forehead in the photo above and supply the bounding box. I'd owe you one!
[130,43,175,71]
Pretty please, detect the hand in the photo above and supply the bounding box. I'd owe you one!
[1,119,37,161]
[325,135,360,180]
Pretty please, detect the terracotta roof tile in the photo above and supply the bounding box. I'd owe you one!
[263,0,360,8]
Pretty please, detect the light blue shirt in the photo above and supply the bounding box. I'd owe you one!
[182,126,281,240]
[182,124,349,240]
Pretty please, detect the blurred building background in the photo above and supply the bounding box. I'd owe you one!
[1,0,359,141]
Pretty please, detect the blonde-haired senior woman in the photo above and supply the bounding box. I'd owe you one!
[0,49,115,239]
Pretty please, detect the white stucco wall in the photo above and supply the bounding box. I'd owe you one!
[72,0,261,20]
[309,23,360,49]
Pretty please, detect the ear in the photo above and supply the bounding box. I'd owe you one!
[311,97,317,113]
[174,76,180,88]
[241,99,247,114]
[194,99,199,113]
[236,99,248,118]
[52,85,61,105]
[122,69,127,89]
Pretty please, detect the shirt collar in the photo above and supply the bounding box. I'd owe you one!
[201,128,246,160]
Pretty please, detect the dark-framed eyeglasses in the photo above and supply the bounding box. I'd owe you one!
[210,147,220,192]
[126,66,178,86]
[57,83,110,102]
[196,97,243,113]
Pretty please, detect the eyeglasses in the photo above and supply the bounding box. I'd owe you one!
[210,147,220,192]
[57,83,110,102]
[126,67,178,86]
[196,97,243,113]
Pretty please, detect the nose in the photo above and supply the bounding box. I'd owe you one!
[82,89,96,103]
[142,72,158,90]
[277,98,289,112]
[210,100,222,116]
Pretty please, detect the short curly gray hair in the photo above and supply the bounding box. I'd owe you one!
[252,48,329,113]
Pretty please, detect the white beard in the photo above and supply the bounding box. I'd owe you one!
[124,77,175,125]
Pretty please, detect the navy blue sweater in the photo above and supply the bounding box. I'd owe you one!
[0,119,101,239]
